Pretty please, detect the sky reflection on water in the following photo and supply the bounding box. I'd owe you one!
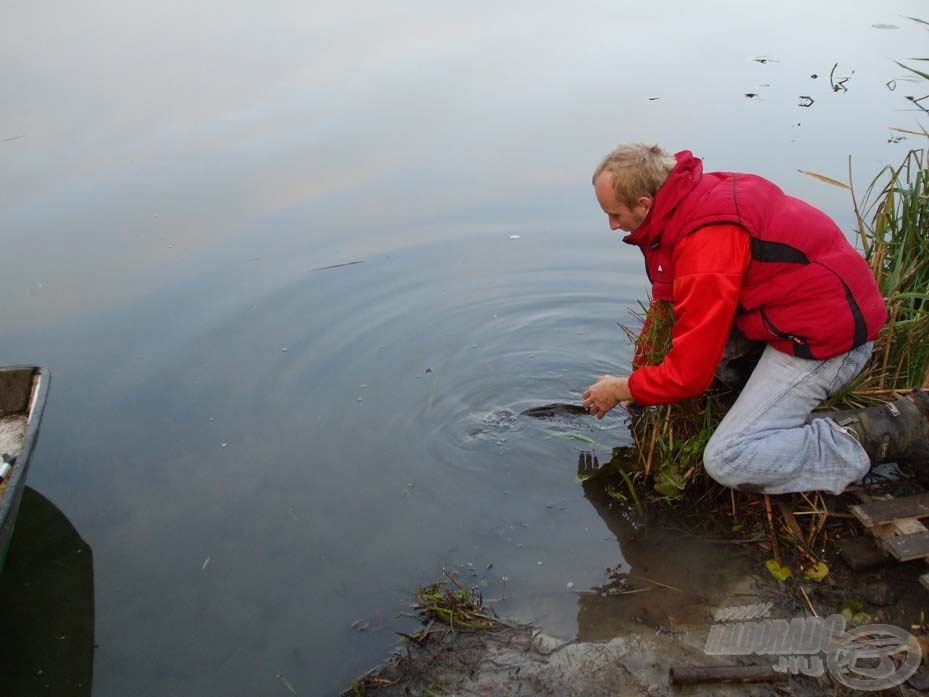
[2,1,928,695]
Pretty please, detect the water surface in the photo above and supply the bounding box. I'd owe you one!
[2,2,927,694]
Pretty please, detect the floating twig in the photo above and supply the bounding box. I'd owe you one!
[307,260,366,272]
[830,62,850,92]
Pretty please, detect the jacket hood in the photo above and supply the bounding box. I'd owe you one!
[623,150,704,249]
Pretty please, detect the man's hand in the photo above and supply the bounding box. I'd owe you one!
[582,375,633,419]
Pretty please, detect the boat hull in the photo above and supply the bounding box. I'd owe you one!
[0,366,50,572]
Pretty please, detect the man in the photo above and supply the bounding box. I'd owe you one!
[581,143,929,494]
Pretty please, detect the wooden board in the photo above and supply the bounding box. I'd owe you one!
[850,494,929,527]
[881,532,929,562]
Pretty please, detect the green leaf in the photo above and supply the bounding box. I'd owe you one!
[850,611,872,625]
[839,599,863,614]
[804,562,829,582]
[895,60,929,81]
[798,170,850,190]
[654,470,685,499]
[765,559,793,581]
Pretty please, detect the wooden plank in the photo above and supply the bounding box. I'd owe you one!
[880,532,929,562]
[850,494,929,527]
[894,518,928,535]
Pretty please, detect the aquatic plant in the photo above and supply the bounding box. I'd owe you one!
[409,569,504,635]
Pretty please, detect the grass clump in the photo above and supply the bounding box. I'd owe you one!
[407,568,505,637]
[616,300,750,500]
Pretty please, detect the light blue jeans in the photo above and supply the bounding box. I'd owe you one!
[703,342,873,495]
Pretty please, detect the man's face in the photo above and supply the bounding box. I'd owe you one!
[594,173,652,233]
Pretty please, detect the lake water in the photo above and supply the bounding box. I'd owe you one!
[2,1,927,694]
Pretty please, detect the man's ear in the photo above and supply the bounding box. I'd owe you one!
[638,195,653,212]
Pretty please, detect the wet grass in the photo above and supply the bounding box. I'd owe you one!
[342,570,515,696]
[408,568,507,636]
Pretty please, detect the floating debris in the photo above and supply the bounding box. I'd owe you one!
[829,62,851,92]
[307,260,366,273]
[905,94,929,113]
[509,234,521,240]
[798,95,815,108]
[744,93,759,99]
[872,23,899,29]
[406,569,508,640]
[276,672,298,696]
[202,557,210,571]
[648,97,661,101]
[751,56,777,64]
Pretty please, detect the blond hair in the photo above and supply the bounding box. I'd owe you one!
[592,144,677,207]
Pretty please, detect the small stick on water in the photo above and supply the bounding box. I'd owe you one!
[307,259,366,272]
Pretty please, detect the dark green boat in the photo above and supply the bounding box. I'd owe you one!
[0,366,50,572]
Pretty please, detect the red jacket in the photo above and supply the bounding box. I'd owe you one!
[625,151,886,405]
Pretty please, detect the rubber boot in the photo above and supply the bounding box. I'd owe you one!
[809,388,929,466]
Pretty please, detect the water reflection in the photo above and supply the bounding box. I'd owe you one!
[575,468,754,642]
[3,0,929,693]
[0,488,94,697]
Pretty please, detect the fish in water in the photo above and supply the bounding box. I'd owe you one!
[520,403,590,418]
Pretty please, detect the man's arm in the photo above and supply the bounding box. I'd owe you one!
[627,224,751,405]
[583,224,750,417]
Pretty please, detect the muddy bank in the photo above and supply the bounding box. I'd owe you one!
[345,474,929,696]
[344,567,845,697]
[343,528,830,696]
[346,621,798,697]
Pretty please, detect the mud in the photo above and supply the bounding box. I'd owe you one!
[345,571,839,697]
[347,469,929,696]
[348,623,799,697]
